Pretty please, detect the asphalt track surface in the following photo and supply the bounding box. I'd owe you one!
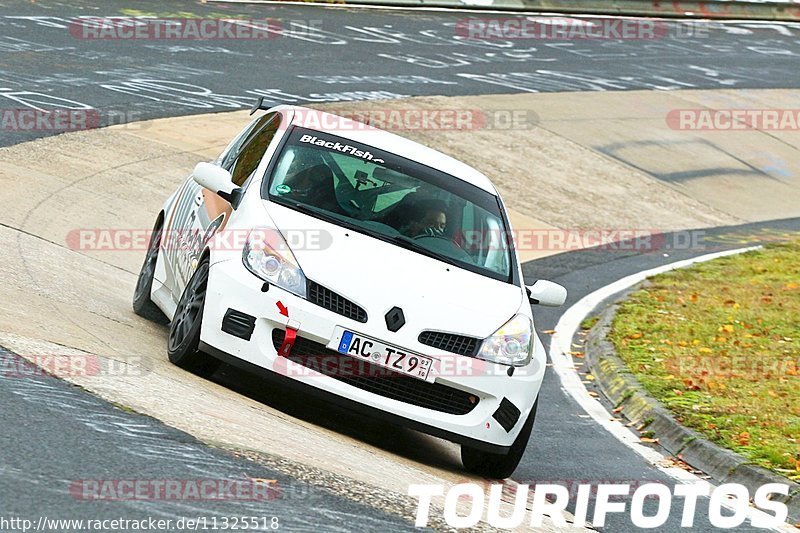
[2,0,800,531]
[0,347,416,531]
[3,0,800,149]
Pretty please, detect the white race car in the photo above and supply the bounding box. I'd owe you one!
[133,101,567,478]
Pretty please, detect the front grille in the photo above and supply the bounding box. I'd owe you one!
[418,331,480,356]
[307,280,367,323]
[271,329,478,415]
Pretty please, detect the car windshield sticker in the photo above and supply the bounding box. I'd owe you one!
[298,134,385,164]
[275,184,291,194]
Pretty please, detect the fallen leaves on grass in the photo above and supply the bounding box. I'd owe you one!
[610,237,800,478]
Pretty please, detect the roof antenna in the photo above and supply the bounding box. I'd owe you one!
[250,96,268,116]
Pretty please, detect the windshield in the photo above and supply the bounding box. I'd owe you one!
[263,127,514,282]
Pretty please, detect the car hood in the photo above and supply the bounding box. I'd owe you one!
[263,202,523,340]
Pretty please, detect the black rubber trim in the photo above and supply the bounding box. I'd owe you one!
[493,397,521,433]
[199,341,510,454]
[220,309,256,341]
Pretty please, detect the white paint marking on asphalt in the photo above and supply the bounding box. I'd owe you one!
[212,0,800,25]
[549,246,796,531]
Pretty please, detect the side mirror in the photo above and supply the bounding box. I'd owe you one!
[192,162,237,200]
[526,280,567,307]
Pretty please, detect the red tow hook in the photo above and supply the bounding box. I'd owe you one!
[277,323,298,357]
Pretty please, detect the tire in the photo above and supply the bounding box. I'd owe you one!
[167,257,220,378]
[461,399,538,479]
[132,216,168,324]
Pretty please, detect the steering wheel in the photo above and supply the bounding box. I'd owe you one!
[413,234,471,261]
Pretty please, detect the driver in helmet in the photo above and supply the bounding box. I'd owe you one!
[402,199,448,238]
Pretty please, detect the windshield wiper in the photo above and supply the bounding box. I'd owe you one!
[390,235,459,269]
[287,201,365,234]
[289,201,335,222]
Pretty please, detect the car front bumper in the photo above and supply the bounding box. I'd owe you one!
[200,258,546,450]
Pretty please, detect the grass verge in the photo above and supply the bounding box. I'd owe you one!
[609,240,800,482]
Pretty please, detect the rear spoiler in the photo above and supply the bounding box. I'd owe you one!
[249,96,271,116]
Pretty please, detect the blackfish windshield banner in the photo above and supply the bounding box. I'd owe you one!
[287,127,405,171]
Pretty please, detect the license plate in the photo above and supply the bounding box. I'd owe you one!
[336,330,433,382]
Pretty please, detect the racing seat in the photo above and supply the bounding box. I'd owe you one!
[290,164,344,215]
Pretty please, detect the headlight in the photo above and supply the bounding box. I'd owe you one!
[243,228,307,298]
[476,314,533,367]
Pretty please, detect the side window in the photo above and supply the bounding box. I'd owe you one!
[220,115,265,170]
[226,113,281,187]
